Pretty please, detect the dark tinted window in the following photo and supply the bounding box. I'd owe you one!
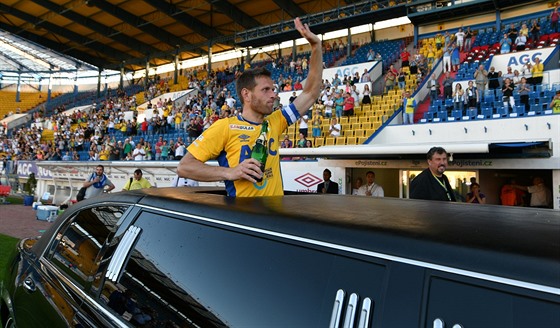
[101,211,388,327]
[47,205,128,288]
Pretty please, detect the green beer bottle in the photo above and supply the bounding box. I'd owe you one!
[251,121,268,182]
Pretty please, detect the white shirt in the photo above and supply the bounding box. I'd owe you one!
[132,148,145,161]
[175,144,186,157]
[225,97,236,108]
[527,183,552,207]
[357,183,384,197]
[329,123,341,137]
[299,116,309,129]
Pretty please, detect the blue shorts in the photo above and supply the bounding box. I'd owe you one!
[312,127,321,138]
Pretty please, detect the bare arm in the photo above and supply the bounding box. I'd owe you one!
[292,18,323,117]
[106,182,115,192]
[177,152,263,183]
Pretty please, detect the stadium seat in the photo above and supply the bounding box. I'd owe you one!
[361,122,373,129]
[493,107,508,118]
[465,108,478,120]
[314,137,324,147]
[346,137,357,145]
[422,112,434,122]
[510,105,526,117]
[325,137,335,146]
[335,137,346,146]
[449,110,462,121]
[477,107,492,119]
[529,103,542,115]
[434,110,448,122]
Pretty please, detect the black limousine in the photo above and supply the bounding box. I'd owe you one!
[1,187,559,327]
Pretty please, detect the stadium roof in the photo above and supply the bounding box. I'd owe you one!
[0,0,533,76]
[0,0,366,73]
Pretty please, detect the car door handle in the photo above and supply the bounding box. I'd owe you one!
[23,277,36,293]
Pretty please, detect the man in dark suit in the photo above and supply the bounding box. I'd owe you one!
[317,169,339,194]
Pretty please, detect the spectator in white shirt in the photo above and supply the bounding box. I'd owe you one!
[329,117,341,137]
[132,143,146,161]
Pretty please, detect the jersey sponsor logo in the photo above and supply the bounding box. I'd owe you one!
[229,124,256,131]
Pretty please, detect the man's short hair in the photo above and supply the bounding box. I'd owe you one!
[324,169,332,175]
[235,68,272,105]
[427,147,447,160]
[366,171,375,176]
[134,169,142,175]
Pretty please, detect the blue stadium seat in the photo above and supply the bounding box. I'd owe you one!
[527,104,541,116]
[511,105,526,117]
[434,110,448,122]
[449,109,462,121]
[420,112,433,123]
[465,108,477,119]
[493,106,508,118]
[477,107,492,119]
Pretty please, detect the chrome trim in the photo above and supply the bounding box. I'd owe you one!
[343,293,358,328]
[329,289,345,328]
[37,202,134,259]
[40,258,128,328]
[106,225,141,282]
[433,318,444,328]
[357,297,372,328]
[137,204,560,296]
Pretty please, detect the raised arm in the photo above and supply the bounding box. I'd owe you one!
[292,18,323,117]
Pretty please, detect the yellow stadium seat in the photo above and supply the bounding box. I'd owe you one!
[354,129,365,138]
[349,117,358,124]
[339,117,349,124]
[351,123,361,130]
[358,137,368,144]
[365,129,375,136]
[335,137,346,145]
[358,116,369,123]
[314,137,324,147]
[361,122,373,129]
[325,137,335,146]
[346,136,357,145]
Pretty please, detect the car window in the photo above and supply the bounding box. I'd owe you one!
[100,210,386,327]
[47,205,129,290]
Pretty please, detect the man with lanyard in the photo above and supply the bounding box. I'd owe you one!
[402,90,416,125]
[410,147,456,202]
[82,164,115,200]
[122,169,153,191]
[177,17,323,197]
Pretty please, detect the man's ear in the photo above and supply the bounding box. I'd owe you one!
[240,88,250,103]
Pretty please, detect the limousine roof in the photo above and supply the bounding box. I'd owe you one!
[45,187,560,295]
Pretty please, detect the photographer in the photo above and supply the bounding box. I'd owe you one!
[81,165,115,200]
